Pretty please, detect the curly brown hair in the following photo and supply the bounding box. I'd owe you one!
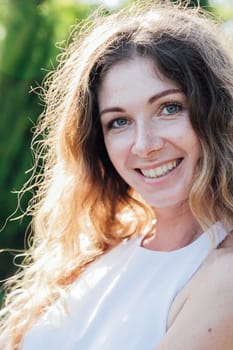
[1,2,233,349]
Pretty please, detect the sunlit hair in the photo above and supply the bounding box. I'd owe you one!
[1,1,233,348]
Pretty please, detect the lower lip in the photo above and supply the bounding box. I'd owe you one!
[137,159,183,185]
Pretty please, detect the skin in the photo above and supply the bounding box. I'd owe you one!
[98,57,233,349]
[157,242,233,350]
[98,56,202,250]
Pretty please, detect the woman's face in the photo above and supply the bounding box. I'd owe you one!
[98,57,202,210]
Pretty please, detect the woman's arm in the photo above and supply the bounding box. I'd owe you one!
[156,249,233,350]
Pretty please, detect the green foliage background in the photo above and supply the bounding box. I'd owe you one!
[0,0,232,303]
[0,0,94,302]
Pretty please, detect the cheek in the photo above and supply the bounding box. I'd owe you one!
[104,137,121,163]
[104,136,116,153]
[104,135,130,169]
[182,122,202,158]
[190,134,202,161]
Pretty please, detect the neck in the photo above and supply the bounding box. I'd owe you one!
[143,202,202,251]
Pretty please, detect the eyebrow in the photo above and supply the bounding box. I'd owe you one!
[99,88,182,116]
[148,88,181,104]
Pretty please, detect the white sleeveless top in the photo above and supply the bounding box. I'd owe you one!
[22,222,227,350]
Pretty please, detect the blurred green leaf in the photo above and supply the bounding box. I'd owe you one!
[0,0,93,293]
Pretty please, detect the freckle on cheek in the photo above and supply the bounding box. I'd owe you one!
[208,328,212,333]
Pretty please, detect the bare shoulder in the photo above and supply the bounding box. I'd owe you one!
[169,235,233,317]
[189,234,233,302]
[164,236,233,350]
[204,234,233,277]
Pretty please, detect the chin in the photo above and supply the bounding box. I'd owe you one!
[143,194,190,211]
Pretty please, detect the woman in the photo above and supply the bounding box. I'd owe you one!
[0,2,233,349]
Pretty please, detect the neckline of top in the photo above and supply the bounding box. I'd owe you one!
[135,221,228,256]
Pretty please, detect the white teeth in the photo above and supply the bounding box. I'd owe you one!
[141,160,179,178]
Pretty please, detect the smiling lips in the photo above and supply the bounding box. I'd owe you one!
[139,159,182,179]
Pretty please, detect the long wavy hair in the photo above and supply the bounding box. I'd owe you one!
[1,2,233,349]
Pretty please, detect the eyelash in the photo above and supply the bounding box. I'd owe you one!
[105,102,184,130]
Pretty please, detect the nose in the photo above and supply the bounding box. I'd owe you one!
[131,123,164,158]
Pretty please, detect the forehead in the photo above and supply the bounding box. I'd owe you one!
[97,56,180,110]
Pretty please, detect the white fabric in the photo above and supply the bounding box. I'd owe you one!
[22,222,227,350]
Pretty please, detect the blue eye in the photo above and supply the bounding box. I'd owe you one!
[108,118,129,129]
[163,103,182,115]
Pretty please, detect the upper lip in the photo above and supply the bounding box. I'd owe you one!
[135,158,182,171]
